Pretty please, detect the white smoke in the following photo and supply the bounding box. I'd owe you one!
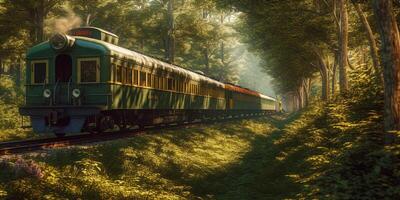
[48,10,82,33]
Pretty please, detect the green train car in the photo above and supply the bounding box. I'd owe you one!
[19,27,277,136]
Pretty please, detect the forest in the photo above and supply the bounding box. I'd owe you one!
[0,0,399,199]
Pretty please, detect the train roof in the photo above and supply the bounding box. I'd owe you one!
[225,84,259,96]
[74,36,225,88]
[69,27,119,45]
[74,35,276,101]
[225,83,276,101]
[259,94,276,101]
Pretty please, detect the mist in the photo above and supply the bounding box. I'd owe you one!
[237,49,276,97]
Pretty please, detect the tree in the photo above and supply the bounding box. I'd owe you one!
[166,0,175,63]
[2,0,64,44]
[338,0,349,93]
[217,0,335,107]
[351,0,382,83]
[372,0,400,131]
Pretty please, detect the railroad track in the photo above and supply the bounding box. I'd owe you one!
[0,115,268,155]
[0,119,203,155]
[0,130,141,155]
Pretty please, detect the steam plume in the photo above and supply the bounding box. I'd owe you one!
[49,10,82,33]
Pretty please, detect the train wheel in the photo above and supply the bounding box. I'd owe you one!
[138,124,145,130]
[97,115,115,133]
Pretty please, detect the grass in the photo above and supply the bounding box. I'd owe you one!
[1,117,300,199]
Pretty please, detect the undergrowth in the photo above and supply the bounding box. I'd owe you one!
[0,118,284,199]
[280,65,400,198]
[0,65,398,199]
[0,75,34,141]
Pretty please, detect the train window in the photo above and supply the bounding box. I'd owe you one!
[140,71,146,86]
[154,76,159,89]
[161,77,165,90]
[158,77,162,89]
[157,77,161,89]
[133,70,139,85]
[181,81,184,92]
[179,80,183,92]
[115,65,122,83]
[122,67,126,84]
[146,73,151,87]
[167,78,173,90]
[127,68,132,85]
[31,60,48,84]
[78,58,100,83]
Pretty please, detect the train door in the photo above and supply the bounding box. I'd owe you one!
[55,54,72,104]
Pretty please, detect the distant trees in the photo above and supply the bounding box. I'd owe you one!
[217,0,335,109]
[0,0,240,84]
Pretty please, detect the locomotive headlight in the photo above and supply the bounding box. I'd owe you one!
[50,33,75,51]
[43,89,52,98]
[72,89,81,98]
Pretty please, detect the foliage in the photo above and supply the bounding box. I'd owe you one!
[0,118,284,199]
[68,0,240,82]
[0,75,35,141]
[218,0,335,94]
[273,64,399,198]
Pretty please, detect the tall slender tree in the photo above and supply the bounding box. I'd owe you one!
[166,0,175,63]
[372,0,400,131]
[351,0,382,83]
[338,0,349,93]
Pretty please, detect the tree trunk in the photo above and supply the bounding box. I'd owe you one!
[36,1,45,43]
[220,14,225,64]
[292,92,297,112]
[303,78,310,106]
[332,52,338,96]
[339,0,349,93]
[163,38,169,60]
[0,58,2,75]
[28,1,46,44]
[317,52,330,101]
[297,86,304,110]
[352,1,382,83]
[140,39,144,51]
[204,48,210,74]
[372,0,400,131]
[167,0,175,63]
